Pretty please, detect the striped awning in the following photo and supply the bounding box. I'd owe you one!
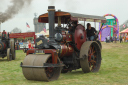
[120,28,128,33]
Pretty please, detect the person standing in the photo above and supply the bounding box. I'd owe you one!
[114,36,116,43]
[28,40,31,49]
[111,37,113,43]
[120,36,122,43]
[113,35,116,43]
[31,44,34,49]
[16,40,19,50]
[2,30,7,40]
[107,35,110,43]
[69,21,78,32]
[122,37,124,42]
[105,37,107,43]
[125,36,126,42]
[110,37,111,42]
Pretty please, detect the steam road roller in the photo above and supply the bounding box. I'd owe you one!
[21,6,106,81]
[0,33,16,61]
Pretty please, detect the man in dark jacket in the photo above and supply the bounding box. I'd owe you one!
[69,21,78,32]
[2,30,7,40]
[86,23,97,41]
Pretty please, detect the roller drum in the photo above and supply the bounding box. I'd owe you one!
[22,54,61,81]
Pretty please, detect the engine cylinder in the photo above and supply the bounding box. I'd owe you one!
[59,44,74,57]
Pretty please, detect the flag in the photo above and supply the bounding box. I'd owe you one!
[26,22,30,28]
[43,26,46,33]
[123,24,125,28]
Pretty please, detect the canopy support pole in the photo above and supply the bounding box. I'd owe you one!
[84,20,85,28]
[94,22,96,29]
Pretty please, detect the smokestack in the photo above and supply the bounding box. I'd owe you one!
[48,6,55,42]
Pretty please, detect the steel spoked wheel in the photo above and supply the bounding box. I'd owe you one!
[88,45,97,71]
[96,40,102,50]
[45,67,54,79]
[45,57,59,79]
[80,41,101,73]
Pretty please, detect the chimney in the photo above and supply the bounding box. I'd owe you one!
[48,6,55,42]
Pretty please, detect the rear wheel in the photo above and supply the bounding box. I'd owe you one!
[80,41,101,73]
[7,48,12,61]
[96,40,102,49]
[10,39,16,60]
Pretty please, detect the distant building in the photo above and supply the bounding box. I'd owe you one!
[33,14,46,33]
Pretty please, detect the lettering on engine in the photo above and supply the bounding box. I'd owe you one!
[37,40,43,46]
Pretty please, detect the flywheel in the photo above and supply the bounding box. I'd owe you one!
[73,24,86,51]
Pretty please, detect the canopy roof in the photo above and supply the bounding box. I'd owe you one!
[120,28,128,33]
[9,32,35,38]
[35,30,49,35]
[38,11,106,23]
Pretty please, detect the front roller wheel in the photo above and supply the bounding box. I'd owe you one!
[22,54,61,81]
[80,41,101,73]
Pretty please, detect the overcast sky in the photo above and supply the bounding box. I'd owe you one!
[0,0,128,32]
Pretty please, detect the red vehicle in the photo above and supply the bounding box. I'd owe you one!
[21,6,106,81]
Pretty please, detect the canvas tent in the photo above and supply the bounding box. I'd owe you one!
[35,30,49,37]
[120,28,128,34]
[120,28,128,40]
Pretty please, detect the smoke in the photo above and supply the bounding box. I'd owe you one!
[48,0,55,6]
[48,0,79,12]
[64,0,79,12]
[0,0,32,23]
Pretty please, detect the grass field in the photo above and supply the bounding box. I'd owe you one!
[0,42,128,85]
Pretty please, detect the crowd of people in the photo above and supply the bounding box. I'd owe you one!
[15,39,35,50]
[120,36,128,43]
[105,35,128,43]
[105,35,117,43]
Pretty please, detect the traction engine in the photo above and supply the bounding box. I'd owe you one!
[0,33,16,61]
[21,6,102,81]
